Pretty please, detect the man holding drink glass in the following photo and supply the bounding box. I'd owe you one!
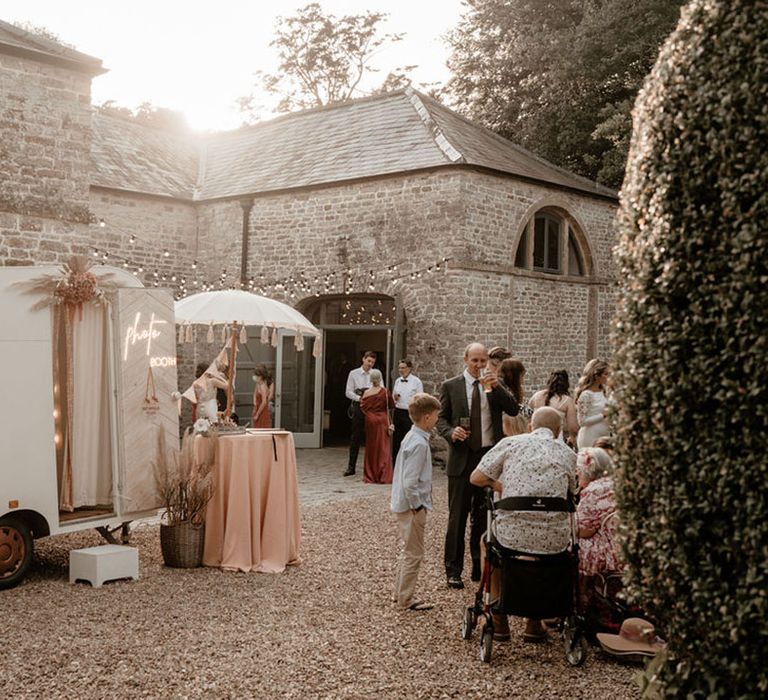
[437,342,519,589]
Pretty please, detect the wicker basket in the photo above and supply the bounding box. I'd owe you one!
[160,521,205,568]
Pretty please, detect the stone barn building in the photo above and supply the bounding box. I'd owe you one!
[0,21,618,447]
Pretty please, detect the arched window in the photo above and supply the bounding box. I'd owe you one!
[514,209,588,277]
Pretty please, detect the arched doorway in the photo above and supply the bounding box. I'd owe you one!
[300,293,405,447]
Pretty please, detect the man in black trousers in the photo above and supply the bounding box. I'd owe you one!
[343,350,377,476]
[437,342,518,589]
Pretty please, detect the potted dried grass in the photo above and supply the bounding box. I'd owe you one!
[154,428,218,568]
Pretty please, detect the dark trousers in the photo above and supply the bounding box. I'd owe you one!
[392,408,412,463]
[444,447,489,578]
[347,401,365,470]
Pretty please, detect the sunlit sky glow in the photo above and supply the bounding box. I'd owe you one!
[3,0,465,132]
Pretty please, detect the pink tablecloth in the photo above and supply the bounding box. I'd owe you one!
[202,431,301,573]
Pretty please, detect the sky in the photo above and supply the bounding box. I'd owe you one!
[3,0,466,132]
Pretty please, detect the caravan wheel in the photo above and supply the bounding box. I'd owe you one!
[0,517,33,590]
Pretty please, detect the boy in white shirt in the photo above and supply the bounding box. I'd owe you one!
[390,393,441,610]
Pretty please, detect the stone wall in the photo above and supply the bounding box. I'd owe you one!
[195,170,464,290]
[88,187,197,287]
[0,52,92,225]
[453,170,618,393]
[195,200,243,285]
[193,167,618,396]
[0,51,95,266]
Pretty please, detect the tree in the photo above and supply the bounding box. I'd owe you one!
[96,101,189,132]
[238,3,412,119]
[445,0,685,188]
[613,0,768,695]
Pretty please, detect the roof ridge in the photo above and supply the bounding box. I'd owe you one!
[404,87,464,164]
[415,91,616,197]
[0,18,103,68]
[205,89,413,140]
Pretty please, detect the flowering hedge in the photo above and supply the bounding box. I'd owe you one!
[612,0,768,696]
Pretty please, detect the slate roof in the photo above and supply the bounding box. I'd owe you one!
[91,114,199,199]
[0,19,105,75]
[198,89,616,201]
[89,88,617,202]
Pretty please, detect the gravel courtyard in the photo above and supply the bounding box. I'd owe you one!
[3,448,639,699]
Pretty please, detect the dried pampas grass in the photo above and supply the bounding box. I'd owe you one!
[153,428,218,526]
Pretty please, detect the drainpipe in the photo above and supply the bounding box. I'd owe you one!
[239,197,255,286]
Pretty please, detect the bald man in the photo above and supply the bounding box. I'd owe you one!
[469,406,577,642]
[438,342,519,589]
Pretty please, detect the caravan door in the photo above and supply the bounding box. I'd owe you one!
[113,288,179,516]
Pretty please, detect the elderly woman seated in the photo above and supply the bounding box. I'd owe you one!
[576,447,623,622]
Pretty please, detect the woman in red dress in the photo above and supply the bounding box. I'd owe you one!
[360,369,394,484]
[251,365,272,428]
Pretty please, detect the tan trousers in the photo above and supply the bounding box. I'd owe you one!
[394,508,427,607]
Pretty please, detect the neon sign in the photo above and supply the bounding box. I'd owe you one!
[123,312,168,361]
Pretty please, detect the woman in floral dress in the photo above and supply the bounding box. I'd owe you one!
[576,447,620,576]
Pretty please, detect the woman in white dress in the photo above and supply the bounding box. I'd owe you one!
[575,359,611,449]
[194,367,228,423]
[529,369,579,446]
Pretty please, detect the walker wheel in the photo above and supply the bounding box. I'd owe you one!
[461,605,476,640]
[565,636,588,666]
[480,623,493,663]
[563,615,587,667]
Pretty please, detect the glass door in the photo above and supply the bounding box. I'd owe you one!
[275,330,323,447]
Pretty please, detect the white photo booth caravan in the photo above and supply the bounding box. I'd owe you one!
[0,263,179,589]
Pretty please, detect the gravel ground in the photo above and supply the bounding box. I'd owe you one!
[2,486,639,699]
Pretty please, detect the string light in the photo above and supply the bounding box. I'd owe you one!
[86,217,451,302]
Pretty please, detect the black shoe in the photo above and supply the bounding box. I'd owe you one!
[447,576,464,590]
[343,468,356,477]
[471,560,481,582]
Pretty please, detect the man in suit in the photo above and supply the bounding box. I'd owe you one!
[438,342,519,589]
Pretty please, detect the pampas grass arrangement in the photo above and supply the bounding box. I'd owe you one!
[154,428,217,526]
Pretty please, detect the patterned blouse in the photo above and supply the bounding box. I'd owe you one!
[477,427,577,554]
[577,476,622,576]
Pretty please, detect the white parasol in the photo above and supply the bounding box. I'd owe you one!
[174,290,321,418]
[174,290,320,337]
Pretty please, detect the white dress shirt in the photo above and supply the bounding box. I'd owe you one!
[393,373,424,409]
[463,369,493,447]
[346,367,372,402]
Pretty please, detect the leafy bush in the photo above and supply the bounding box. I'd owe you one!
[612,0,768,696]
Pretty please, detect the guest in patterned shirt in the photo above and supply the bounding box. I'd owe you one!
[470,406,577,642]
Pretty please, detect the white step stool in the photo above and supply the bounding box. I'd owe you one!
[69,544,139,588]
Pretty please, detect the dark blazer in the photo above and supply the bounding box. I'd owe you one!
[437,373,519,477]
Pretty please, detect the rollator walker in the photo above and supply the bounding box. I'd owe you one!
[460,487,588,665]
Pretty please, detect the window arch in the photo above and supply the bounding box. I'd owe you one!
[514,208,590,277]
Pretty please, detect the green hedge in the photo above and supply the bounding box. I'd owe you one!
[613,0,768,696]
